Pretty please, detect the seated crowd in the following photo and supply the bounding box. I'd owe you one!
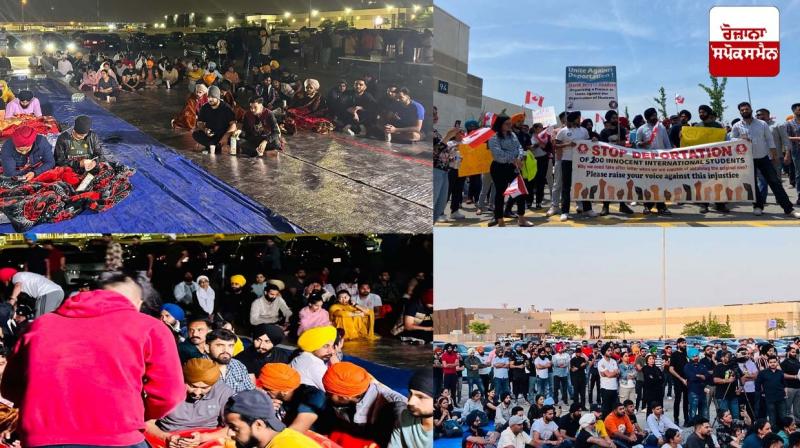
[0,236,433,447]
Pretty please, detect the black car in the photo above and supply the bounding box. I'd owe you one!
[148,33,171,49]
[182,33,218,60]
[283,236,349,271]
[80,33,124,51]
[170,31,184,40]
[276,31,301,58]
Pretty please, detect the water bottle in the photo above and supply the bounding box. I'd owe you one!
[229,137,237,155]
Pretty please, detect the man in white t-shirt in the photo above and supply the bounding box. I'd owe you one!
[597,344,620,418]
[531,405,567,447]
[533,348,552,399]
[499,415,532,448]
[354,282,383,315]
[0,268,64,318]
[555,110,598,222]
[636,107,673,215]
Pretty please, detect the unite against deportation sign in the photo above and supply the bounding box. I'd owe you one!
[709,6,780,77]
[565,66,617,112]
[571,140,755,204]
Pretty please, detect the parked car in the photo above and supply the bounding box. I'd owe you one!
[283,236,349,270]
[182,33,218,60]
[80,33,124,51]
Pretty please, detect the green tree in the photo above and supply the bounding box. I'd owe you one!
[681,314,733,337]
[603,321,619,338]
[549,320,583,339]
[654,87,668,119]
[616,321,634,339]
[698,75,729,121]
[468,321,490,339]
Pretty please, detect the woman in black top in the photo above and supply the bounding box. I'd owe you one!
[642,353,665,415]
[527,394,545,422]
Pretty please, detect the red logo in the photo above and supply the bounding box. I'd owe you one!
[577,144,589,154]
[736,144,748,155]
[709,7,780,77]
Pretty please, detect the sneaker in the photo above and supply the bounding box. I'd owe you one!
[450,210,465,220]
[560,213,569,222]
[584,210,598,218]
[715,204,730,213]
[790,210,800,219]
[600,205,610,216]
[699,204,709,214]
[546,207,559,217]
[658,208,672,216]
[753,207,763,216]
[619,203,635,214]
[343,125,355,136]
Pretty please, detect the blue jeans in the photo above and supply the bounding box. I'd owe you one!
[766,400,787,428]
[717,396,740,419]
[688,391,708,421]
[494,377,510,399]
[536,377,551,399]
[528,376,538,401]
[467,376,485,396]
[433,168,449,220]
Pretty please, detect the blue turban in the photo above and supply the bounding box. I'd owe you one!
[161,303,185,322]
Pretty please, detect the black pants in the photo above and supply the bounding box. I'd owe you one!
[512,375,528,399]
[589,373,601,403]
[480,374,492,395]
[754,155,794,212]
[571,373,586,406]
[490,161,524,220]
[561,160,591,213]
[600,388,619,418]
[531,155,548,206]
[468,174,482,203]
[448,169,466,213]
[635,381,644,409]
[665,373,674,397]
[644,202,667,211]
[241,135,282,156]
[673,382,690,425]
[553,375,569,404]
[192,130,224,152]
[443,373,458,398]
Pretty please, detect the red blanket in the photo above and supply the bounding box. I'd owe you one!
[0,115,60,138]
[0,161,134,231]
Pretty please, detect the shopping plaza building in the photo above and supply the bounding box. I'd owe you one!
[434,301,800,343]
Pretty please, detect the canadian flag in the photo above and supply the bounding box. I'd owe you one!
[481,112,496,128]
[462,127,496,148]
[503,175,529,198]
[675,94,685,105]
[525,91,544,107]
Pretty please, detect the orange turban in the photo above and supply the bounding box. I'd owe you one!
[203,73,217,86]
[510,113,525,125]
[183,358,221,385]
[322,362,372,397]
[258,363,301,392]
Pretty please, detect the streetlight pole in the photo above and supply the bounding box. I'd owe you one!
[20,0,26,32]
[662,228,667,339]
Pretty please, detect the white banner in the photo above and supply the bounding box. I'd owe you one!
[530,106,558,127]
[565,66,618,112]
[571,139,755,203]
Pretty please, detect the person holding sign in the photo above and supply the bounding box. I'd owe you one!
[487,115,532,227]
[598,110,635,216]
[555,111,597,222]
[636,108,672,216]
[691,105,730,214]
[731,102,800,219]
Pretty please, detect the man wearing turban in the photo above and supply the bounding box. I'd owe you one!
[5,90,42,118]
[235,324,290,384]
[257,363,326,433]
[218,274,256,330]
[1,125,55,182]
[145,358,233,446]
[290,325,338,391]
[389,368,434,448]
[322,362,408,448]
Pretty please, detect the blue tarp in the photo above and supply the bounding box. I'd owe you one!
[1,77,302,233]
[343,354,413,397]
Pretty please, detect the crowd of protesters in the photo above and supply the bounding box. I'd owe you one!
[434,102,800,225]
[0,234,433,448]
[432,337,800,448]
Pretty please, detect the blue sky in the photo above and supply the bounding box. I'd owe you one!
[436,0,800,124]
[434,228,800,311]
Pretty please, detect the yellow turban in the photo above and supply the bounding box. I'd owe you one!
[268,279,285,290]
[323,362,372,397]
[230,274,246,287]
[270,60,280,70]
[183,358,221,385]
[298,325,337,352]
[258,363,301,392]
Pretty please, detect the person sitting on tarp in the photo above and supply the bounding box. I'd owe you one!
[145,358,233,446]
[1,126,55,181]
[4,90,42,119]
[321,361,408,447]
[257,363,327,433]
[382,87,425,143]
[241,97,282,156]
[54,115,105,174]
[193,86,236,154]
[0,80,14,119]
[95,69,120,102]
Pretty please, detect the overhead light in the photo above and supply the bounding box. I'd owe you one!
[311,9,319,17]
[411,14,416,19]
[292,18,296,23]
[374,16,384,26]
[386,4,394,10]
[413,4,421,12]
[284,11,291,18]
[22,41,33,53]
[337,17,341,21]
[227,16,234,23]
[206,16,213,23]
[344,7,352,14]
[108,23,116,30]
[355,16,360,20]
[66,42,76,51]
[164,15,168,19]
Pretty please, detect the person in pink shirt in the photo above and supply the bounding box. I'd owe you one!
[298,291,331,335]
[4,90,42,118]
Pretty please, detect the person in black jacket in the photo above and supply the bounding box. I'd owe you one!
[339,78,377,136]
[241,97,282,156]
[53,115,105,174]
[234,323,290,383]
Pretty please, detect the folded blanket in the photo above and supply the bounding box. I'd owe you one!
[0,161,135,231]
